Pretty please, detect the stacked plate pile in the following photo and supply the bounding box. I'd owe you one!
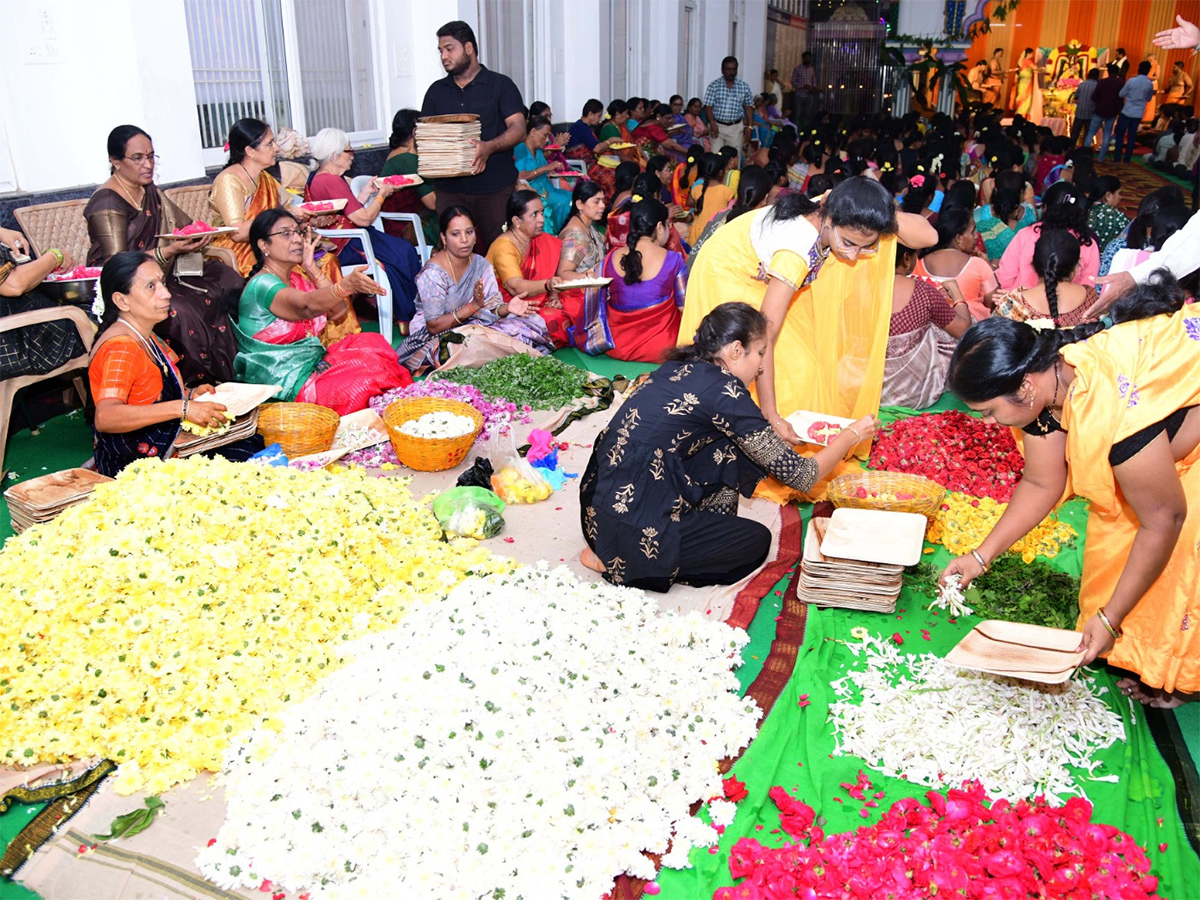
[415,114,481,178]
[797,508,927,612]
[4,468,113,534]
[175,408,259,458]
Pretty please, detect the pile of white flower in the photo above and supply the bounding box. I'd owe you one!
[828,633,1125,799]
[398,410,477,439]
[197,565,760,900]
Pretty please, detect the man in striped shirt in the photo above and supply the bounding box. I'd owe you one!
[704,56,754,155]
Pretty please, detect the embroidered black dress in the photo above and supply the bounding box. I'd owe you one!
[580,359,818,592]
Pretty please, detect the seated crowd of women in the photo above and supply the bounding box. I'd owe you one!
[7,106,1195,477]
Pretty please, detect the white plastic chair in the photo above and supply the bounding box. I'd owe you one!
[567,160,587,174]
[350,175,432,264]
[312,227,395,344]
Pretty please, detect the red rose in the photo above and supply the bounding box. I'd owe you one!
[723,774,749,803]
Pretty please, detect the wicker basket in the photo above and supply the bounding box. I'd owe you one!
[827,471,946,519]
[256,402,340,458]
[383,397,483,472]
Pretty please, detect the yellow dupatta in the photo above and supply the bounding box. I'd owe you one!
[1060,306,1200,692]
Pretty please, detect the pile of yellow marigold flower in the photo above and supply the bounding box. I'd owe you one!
[0,457,511,794]
[925,491,1077,562]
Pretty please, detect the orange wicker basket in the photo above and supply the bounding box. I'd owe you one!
[382,397,483,472]
[827,470,946,519]
[256,402,339,458]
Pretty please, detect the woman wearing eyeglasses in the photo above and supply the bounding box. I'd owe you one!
[304,127,422,333]
[233,209,411,415]
[84,124,244,386]
[680,176,936,451]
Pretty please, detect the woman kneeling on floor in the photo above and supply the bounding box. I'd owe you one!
[90,251,264,477]
[579,302,875,592]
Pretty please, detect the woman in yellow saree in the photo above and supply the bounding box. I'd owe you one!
[1012,48,1044,122]
[680,178,936,448]
[208,119,341,284]
[943,272,1199,706]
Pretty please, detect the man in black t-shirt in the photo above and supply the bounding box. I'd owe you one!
[421,20,526,248]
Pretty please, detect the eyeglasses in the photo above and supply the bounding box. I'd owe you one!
[124,153,160,165]
[343,147,355,154]
[268,228,303,239]
[830,226,879,257]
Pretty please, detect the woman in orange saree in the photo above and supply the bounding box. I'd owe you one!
[485,190,577,347]
[943,273,1200,706]
[207,118,341,285]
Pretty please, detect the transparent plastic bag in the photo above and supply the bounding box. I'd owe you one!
[431,486,506,539]
[485,429,553,504]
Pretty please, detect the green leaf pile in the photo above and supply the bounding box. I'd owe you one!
[434,354,591,410]
[905,557,1081,630]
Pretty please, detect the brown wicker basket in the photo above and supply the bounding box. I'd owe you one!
[256,402,339,458]
[382,397,483,472]
[827,470,946,519]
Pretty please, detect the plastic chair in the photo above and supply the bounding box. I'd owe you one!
[0,305,95,475]
[567,160,587,174]
[312,227,395,343]
[350,175,432,264]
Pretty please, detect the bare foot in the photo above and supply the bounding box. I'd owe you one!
[580,546,607,574]
[1117,677,1195,708]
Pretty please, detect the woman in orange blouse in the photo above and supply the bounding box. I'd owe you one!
[90,251,262,476]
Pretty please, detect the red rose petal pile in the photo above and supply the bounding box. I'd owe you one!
[379,175,413,186]
[302,200,336,211]
[868,410,1026,502]
[716,782,1160,900]
[173,221,217,235]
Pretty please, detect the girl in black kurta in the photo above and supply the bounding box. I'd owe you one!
[579,302,876,592]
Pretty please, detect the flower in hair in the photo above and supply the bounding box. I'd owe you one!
[881,161,894,172]
[909,174,926,188]
[91,296,105,319]
[1063,194,1077,204]
[1026,317,1056,332]
[632,194,643,203]
[930,153,944,173]
[223,141,230,152]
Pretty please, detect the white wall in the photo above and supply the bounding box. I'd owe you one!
[377,0,469,127]
[0,0,205,193]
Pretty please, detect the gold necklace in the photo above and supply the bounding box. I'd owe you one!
[444,251,461,284]
[113,175,146,215]
[1033,359,1064,433]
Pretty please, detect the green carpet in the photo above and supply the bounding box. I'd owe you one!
[657,499,1200,900]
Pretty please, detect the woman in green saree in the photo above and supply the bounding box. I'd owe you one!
[234,209,411,415]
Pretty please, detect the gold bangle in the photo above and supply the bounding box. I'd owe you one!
[844,426,862,443]
[970,548,990,572]
[1097,606,1123,639]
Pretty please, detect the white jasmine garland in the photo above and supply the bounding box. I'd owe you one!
[398,411,476,440]
[828,633,1124,800]
[197,565,760,899]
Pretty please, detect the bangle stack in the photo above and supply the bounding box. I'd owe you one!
[970,548,990,572]
[331,281,349,301]
[181,397,190,423]
[1096,606,1123,639]
[48,248,64,266]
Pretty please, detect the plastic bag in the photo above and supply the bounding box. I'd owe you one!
[456,456,495,490]
[485,429,552,504]
[431,486,506,540]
